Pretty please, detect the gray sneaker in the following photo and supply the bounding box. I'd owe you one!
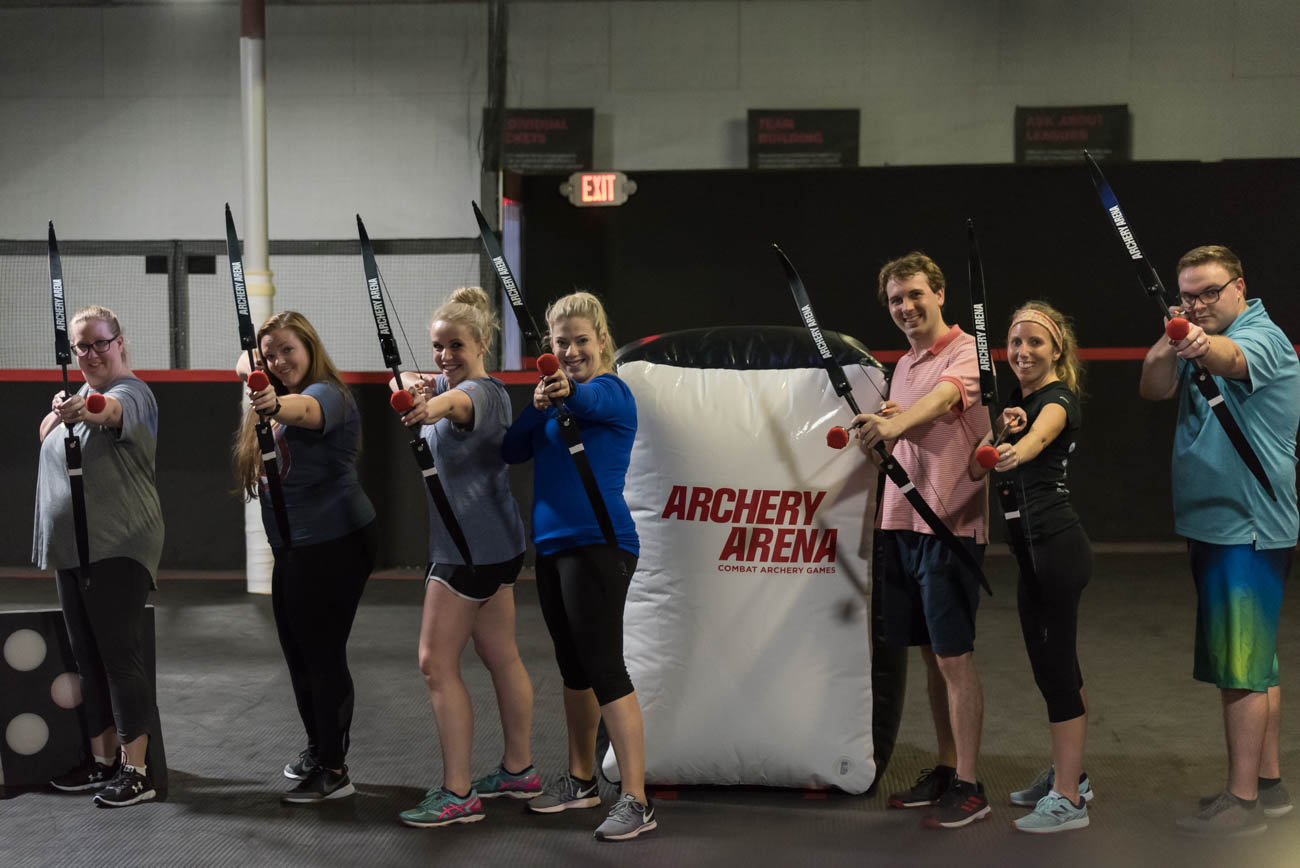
[1009,766,1094,807]
[527,773,600,814]
[1013,793,1090,834]
[1177,791,1267,837]
[593,793,657,841]
[1200,782,1293,819]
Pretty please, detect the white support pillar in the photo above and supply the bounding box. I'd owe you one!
[241,0,274,595]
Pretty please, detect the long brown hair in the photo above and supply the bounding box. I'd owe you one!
[232,311,350,500]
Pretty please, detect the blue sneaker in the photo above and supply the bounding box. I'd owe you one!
[400,787,485,828]
[1013,793,1090,833]
[471,764,542,800]
[1010,767,1093,807]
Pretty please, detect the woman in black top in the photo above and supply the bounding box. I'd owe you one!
[971,301,1092,834]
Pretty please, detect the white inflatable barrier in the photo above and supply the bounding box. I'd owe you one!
[604,333,886,793]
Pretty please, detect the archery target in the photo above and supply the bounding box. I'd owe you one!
[608,358,883,793]
[50,673,82,710]
[4,629,46,672]
[6,713,49,756]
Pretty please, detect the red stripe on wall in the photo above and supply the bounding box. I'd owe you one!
[0,369,544,385]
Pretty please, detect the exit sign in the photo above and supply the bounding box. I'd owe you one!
[560,171,637,207]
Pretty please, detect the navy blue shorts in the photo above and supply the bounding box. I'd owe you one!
[425,553,524,602]
[882,529,985,656]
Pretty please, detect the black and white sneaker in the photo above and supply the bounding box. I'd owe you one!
[283,749,319,781]
[51,758,120,792]
[282,765,356,804]
[93,764,156,808]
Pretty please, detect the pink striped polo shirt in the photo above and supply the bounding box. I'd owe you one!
[878,324,990,543]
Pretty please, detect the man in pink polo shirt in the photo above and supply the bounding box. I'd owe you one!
[853,252,991,829]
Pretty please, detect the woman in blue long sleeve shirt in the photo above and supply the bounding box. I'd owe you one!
[503,291,656,842]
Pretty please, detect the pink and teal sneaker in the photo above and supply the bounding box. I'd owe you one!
[471,764,542,800]
[400,787,485,828]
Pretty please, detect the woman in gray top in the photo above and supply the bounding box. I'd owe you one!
[234,311,377,804]
[390,287,535,828]
[33,305,164,808]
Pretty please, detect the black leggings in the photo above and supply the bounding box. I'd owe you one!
[535,544,637,706]
[271,521,377,769]
[56,558,154,743]
[1015,524,1091,723]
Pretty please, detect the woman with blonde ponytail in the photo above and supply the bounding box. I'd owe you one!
[388,287,536,828]
[970,300,1094,833]
[503,291,656,842]
[233,310,377,804]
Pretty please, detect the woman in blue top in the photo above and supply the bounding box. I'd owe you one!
[234,311,377,804]
[503,291,656,842]
[388,287,537,828]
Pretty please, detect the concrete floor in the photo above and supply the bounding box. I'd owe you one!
[2,552,1299,868]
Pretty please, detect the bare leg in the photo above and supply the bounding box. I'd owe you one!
[1259,686,1282,779]
[920,646,957,769]
[563,687,601,780]
[90,725,119,762]
[417,582,479,795]
[122,733,148,768]
[601,692,647,804]
[934,651,983,784]
[1222,688,1269,800]
[1049,709,1087,802]
[472,586,534,772]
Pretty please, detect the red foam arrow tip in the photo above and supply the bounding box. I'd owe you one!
[85,393,106,414]
[390,390,414,413]
[247,370,269,392]
[826,427,850,449]
[536,353,560,376]
[1166,317,1190,341]
[976,444,999,469]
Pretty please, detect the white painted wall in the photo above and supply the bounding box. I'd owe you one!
[2,0,1297,240]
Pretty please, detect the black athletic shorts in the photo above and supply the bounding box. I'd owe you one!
[425,552,525,602]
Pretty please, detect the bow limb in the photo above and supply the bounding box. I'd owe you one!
[967,220,1037,581]
[48,222,93,586]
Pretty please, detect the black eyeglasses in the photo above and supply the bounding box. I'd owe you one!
[1179,279,1237,309]
[72,335,120,356]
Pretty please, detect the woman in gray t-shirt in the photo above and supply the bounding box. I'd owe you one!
[389,287,535,827]
[234,310,377,804]
[33,305,164,808]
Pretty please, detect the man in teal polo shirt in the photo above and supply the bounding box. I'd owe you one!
[1140,245,1300,837]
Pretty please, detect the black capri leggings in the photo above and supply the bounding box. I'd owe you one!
[535,543,637,707]
[1015,524,1091,723]
[271,521,377,769]
[56,557,154,743]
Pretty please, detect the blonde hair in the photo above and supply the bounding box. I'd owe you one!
[71,305,127,365]
[1009,300,1084,395]
[545,291,616,373]
[232,311,351,500]
[431,286,499,349]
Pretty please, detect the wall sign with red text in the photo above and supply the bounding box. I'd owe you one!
[491,108,594,174]
[1015,104,1131,164]
[748,109,860,170]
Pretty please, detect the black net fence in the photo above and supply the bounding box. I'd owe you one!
[0,238,497,372]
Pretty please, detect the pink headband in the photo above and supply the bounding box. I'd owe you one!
[1009,309,1063,349]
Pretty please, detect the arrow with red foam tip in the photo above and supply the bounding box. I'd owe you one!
[536,353,560,376]
[826,427,850,450]
[1166,317,1190,341]
[85,393,106,415]
[247,370,269,392]
[390,389,414,413]
[975,444,999,469]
